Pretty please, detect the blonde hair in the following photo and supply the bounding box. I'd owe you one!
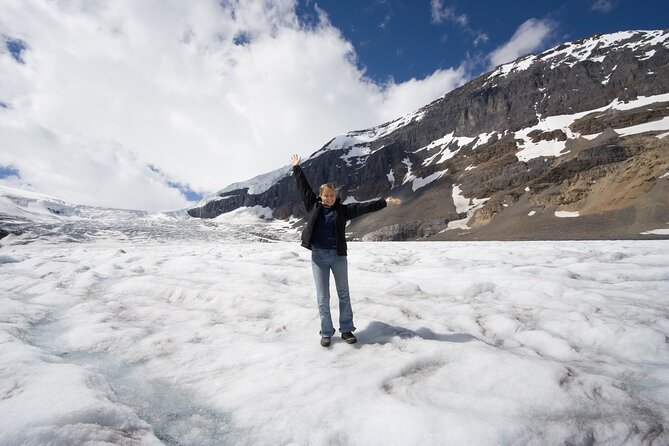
[319,183,337,195]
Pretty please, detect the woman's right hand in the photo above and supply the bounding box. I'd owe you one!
[290,154,301,166]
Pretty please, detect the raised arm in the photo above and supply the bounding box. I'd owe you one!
[345,195,402,220]
[290,154,318,211]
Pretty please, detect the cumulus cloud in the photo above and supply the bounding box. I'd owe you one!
[0,0,467,210]
[488,18,557,69]
[375,68,465,123]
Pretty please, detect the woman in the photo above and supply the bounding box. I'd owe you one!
[290,154,401,347]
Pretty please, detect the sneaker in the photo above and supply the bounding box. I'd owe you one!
[341,332,357,344]
[320,336,331,347]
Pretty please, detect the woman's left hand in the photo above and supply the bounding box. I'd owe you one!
[289,154,301,166]
[385,197,402,205]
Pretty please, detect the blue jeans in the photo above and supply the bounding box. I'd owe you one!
[311,248,356,337]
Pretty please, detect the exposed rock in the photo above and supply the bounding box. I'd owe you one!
[586,128,620,148]
[361,218,451,241]
[571,102,669,135]
[528,129,568,143]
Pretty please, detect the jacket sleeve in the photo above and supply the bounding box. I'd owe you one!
[293,165,318,212]
[344,199,387,220]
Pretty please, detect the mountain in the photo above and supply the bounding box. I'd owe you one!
[0,185,297,243]
[189,29,669,240]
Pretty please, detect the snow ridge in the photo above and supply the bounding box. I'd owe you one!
[488,30,668,80]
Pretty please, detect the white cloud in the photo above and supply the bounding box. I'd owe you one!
[0,0,467,211]
[430,0,469,26]
[591,0,616,13]
[473,32,489,46]
[376,68,466,123]
[430,1,487,48]
[488,18,557,68]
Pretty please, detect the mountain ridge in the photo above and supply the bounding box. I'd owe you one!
[188,29,669,240]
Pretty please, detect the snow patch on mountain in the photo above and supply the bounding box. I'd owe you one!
[341,144,372,167]
[442,185,489,231]
[555,211,580,218]
[342,196,382,205]
[313,109,427,160]
[368,109,427,140]
[212,206,274,223]
[214,166,291,197]
[516,92,669,162]
[387,169,395,186]
[642,227,669,235]
[411,170,447,192]
[487,30,668,81]
[495,54,536,77]
[613,116,669,138]
[452,185,488,214]
[401,158,413,184]
[420,132,498,166]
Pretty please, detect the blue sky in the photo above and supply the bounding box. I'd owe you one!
[298,0,668,83]
[0,0,667,210]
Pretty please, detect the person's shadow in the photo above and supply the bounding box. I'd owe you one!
[354,321,480,345]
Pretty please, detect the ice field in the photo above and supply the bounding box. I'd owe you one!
[1,218,668,445]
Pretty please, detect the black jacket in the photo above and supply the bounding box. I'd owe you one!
[293,165,387,256]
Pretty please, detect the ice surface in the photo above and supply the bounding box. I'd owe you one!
[1,213,668,445]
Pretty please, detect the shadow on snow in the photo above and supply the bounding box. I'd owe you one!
[356,321,479,345]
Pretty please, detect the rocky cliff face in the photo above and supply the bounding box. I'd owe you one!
[189,30,669,240]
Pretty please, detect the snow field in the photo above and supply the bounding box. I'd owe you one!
[0,238,668,445]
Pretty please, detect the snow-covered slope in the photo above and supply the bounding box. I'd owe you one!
[0,185,83,223]
[487,30,669,79]
[1,236,668,445]
[0,185,297,243]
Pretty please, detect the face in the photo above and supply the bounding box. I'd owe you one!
[320,186,337,207]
